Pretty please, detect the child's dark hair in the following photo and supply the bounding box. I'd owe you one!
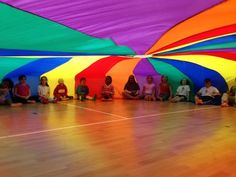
[18,75,26,80]
[204,78,211,83]
[2,78,14,89]
[161,75,168,81]
[128,75,137,83]
[105,76,112,84]
[40,76,49,86]
[180,79,189,85]
[80,77,86,83]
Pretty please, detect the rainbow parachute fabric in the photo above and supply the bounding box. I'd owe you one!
[0,0,236,98]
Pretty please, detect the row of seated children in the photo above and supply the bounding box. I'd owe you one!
[76,76,113,101]
[0,78,22,106]
[52,75,236,106]
[122,75,189,102]
[35,76,74,104]
[38,76,75,104]
[122,74,236,106]
[75,74,191,103]
[0,74,112,105]
[0,75,73,105]
[1,74,235,106]
[194,77,235,107]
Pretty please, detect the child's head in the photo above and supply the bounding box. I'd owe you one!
[2,78,14,89]
[58,78,64,85]
[80,77,86,85]
[146,75,153,84]
[40,76,48,86]
[204,78,212,88]
[180,79,189,85]
[18,75,27,84]
[128,75,135,83]
[105,76,112,85]
[161,75,168,83]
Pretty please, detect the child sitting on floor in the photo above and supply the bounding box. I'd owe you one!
[122,75,140,99]
[14,75,36,104]
[101,76,114,101]
[156,75,172,101]
[171,79,190,103]
[195,78,221,105]
[221,77,236,107]
[53,78,73,101]
[0,79,22,107]
[38,76,57,104]
[76,77,96,101]
[142,75,156,101]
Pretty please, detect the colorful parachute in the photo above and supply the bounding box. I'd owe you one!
[0,0,236,99]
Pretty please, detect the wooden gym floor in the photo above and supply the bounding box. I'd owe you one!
[0,100,236,177]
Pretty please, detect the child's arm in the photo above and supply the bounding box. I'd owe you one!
[212,87,220,96]
[26,89,31,99]
[101,86,105,94]
[77,86,81,94]
[65,85,68,97]
[124,84,131,94]
[186,91,190,101]
[186,86,190,101]
[142,86,146,95]
[135,89,140,95]
[168,85,172,99]
[0,88,8,97]
[152,85,156,97]
[14,87,26,99]
[157,86,161,96]
[86,86,89,95]
[176,86,180,95]
[48,87,50,98]
[196,88,202,96]
[111,85,115,95]
[229,86,234,96]
[53,86,58,97]
[38,86,42,97]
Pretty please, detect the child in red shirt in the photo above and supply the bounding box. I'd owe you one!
[14,75,36,104]
[53,78,73,101]
[157,75,172,101]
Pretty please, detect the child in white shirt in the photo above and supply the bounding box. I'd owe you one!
[195,78,220,105]
[171,79,190,103]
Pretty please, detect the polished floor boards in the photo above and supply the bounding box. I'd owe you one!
[0,100,236,177]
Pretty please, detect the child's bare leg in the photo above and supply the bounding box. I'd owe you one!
[175,96,184,102]
[195,96,203,105]
[152,96,156,101]
[144,95,149,101]
[10,103,22,107]
[171,96,178,102]
[221,93,228,104]
[123,92,136,99]
[27,100,36,104]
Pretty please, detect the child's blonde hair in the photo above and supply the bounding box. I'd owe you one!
[58,78,64,84]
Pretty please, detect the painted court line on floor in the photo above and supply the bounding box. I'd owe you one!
[0,105,218,140]
[132,106,219,119]
[59,102,128,119]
